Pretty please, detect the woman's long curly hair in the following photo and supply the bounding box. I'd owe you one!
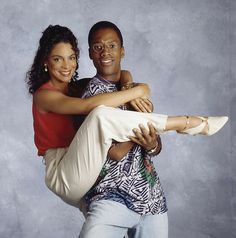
[26,25,79,94]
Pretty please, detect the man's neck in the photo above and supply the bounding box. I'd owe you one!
[97,70,121,83]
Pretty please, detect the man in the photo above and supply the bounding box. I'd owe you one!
[78,21,168,238]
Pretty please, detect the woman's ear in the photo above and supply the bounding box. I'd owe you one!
[43,59,48,67]
[43,61,48,72]
[121,47,125,58]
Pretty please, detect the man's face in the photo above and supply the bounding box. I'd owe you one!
[89,28,124,82]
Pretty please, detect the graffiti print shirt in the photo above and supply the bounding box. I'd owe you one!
[81,75,167,215]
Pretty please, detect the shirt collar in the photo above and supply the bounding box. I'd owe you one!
[95,74,119,86]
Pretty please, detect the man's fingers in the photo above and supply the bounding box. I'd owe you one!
[132,128,144,139]
[138,124,150,138]
[131,123,159,151]
[129,136,143,146]
[132,128,150,145]
[148,122,157,136]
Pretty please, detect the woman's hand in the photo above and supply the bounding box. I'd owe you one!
[120,70,151,108]
[122,83,151,111]
[127,98,153,113]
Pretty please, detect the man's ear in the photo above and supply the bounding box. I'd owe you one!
[89,48,93,59]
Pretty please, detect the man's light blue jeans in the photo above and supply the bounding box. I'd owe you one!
[79,200,168,238]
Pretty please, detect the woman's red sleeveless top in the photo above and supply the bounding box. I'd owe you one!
[33,83,76,156]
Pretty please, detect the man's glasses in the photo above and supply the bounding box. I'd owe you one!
[92,42,120,54]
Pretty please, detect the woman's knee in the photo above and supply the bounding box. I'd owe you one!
[84,105,110,127]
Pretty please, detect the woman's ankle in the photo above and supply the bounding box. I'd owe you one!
[166,116,187,131]
[176,116,203,131]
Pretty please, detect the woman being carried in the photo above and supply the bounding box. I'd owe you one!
[26,24,228,208]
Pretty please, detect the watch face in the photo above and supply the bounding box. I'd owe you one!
[147,145,157,154]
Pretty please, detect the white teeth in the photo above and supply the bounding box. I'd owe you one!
[101,59,112,63]
[60,71,71,76]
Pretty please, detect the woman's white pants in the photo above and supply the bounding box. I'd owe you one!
[44,106,167,208]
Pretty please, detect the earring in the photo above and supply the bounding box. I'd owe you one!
[44,64,48,72]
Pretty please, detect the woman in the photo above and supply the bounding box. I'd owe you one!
[26,24,228,208]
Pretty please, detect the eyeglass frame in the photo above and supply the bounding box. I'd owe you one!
[91,41,121,54]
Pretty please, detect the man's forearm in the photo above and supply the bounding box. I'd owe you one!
[108,141,134,161]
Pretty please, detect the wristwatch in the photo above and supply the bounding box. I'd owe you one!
[146,144,158,155]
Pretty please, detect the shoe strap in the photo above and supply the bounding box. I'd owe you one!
[181,117,207,135]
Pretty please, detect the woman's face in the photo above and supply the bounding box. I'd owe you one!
[45,42,77,84]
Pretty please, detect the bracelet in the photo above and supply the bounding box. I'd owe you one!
[121,82,139,90]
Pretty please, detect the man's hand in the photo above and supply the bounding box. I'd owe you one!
[129,122,161,155]
[108,122,162,161]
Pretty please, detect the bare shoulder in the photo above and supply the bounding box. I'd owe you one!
[34,88,85,114]
[34,89,65,113]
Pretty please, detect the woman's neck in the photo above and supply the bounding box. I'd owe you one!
[48,80,68,93]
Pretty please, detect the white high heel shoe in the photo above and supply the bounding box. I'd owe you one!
[178,116,228,136]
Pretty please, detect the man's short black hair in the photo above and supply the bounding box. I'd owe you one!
[88,21,123,47]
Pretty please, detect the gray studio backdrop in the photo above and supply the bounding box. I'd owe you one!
[0,0,235,237]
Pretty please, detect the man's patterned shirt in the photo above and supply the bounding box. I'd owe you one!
[80,75,167,215]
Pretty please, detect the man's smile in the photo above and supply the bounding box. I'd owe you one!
[100,58,113,65]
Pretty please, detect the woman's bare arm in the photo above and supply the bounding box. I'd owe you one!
[34,83,150,115]
[120,71,153,113]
